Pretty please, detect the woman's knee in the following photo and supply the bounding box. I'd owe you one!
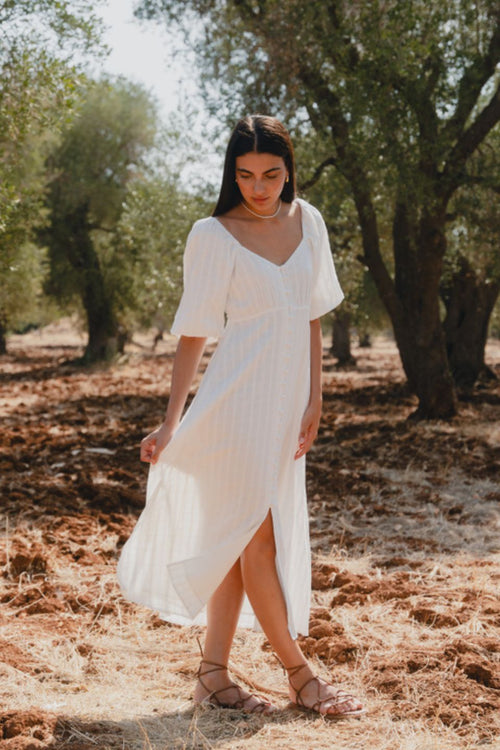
[241,513,276,567]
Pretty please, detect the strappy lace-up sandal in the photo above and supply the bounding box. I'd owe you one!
[286,663,365,719]
[195,658,277,714]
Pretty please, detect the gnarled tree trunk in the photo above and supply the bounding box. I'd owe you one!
[390,204,457,419]
[354,191,458,419]
[0,316,7,355]
[67,205,123,363]
[331,309,356,366]
[441,255,500,390]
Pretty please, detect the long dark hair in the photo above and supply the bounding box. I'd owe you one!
[213,115,297,216]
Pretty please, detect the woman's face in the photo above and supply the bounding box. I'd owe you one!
[235,152,288,216]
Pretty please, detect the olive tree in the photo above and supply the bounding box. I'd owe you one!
[0,0,103,352]
[44,78,157,362]
[137,0,500,418]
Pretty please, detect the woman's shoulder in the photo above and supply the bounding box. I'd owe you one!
[188,215,220,238]
[296,198,326,233]
[186,215,234,247]
[184,216,235,269]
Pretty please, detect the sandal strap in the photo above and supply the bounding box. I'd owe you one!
[197,659,228,700]
[221,685,272,713]
[196,659,272,713]
[294,676,321,708]
[285,663,321,708]
[199,681,272,713]
[285,663,309,679]
[293,674,359,714]
[197,658,228,674]
[285,659,364,717]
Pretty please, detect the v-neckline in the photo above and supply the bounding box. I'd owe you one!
[213,202,305,269]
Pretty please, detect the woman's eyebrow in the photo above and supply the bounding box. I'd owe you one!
[236,166,282,175]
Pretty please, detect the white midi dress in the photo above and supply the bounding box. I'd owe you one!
[117,198,343,638]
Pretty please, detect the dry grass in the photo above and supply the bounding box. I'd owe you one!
[2,539,498,749]
[1,325,499,749]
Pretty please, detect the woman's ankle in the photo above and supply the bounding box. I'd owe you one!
[286,662,312,689]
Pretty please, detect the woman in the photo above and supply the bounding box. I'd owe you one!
[118,115,364,718]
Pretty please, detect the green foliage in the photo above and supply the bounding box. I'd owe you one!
[44,77,158,328]
[0,0,104,346]
[445,126,500,285]
[115,176,210,332]
[0,1,105,213]
[47,77,157,234]
[0,0,104,67]
[297,136,390,337]
[44,77,208,355]
[0,241,47,332]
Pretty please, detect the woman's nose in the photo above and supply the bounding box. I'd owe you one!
[253,179,266,194]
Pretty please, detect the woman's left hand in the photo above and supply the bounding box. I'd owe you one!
[295,400,322,460]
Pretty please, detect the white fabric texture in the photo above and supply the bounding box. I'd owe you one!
[117,198,343,638]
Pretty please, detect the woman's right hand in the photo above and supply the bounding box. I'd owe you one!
[140,423,175,465]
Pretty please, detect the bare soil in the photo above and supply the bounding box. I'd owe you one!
[1,320,499,750]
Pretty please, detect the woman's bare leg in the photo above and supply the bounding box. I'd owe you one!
[240,512,308,667]
[204,558,245,666]
[240,511,363,715]
[193,559,275,711]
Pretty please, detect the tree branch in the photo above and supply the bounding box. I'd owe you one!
[296,65,401,322]
[441,82,500,201]
[358,57,440,179]
[442,12,500,145]
[298,157,337,191]
[458,173,500,195]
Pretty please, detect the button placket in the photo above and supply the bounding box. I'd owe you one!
[275,269,294,477]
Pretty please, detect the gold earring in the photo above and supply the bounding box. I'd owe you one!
[286,175,289,183]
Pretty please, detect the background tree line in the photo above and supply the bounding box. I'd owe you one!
[0,0,499,421]
[0,0,205,361]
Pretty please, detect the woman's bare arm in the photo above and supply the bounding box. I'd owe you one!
[141,335,207,464]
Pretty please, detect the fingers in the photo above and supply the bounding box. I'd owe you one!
[295,420,308,460]
[294,425,317,460]
[150,445,162,464]
[294,439,310,459]
[140,433,161,464]
[140,427,172,464]
[140,436,155,463]
[294,440,306,460]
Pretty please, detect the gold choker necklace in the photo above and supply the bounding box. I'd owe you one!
[242,199,281,219]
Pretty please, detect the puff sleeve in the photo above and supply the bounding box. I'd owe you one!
[308,205,344,320]
[171,219,235,338]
